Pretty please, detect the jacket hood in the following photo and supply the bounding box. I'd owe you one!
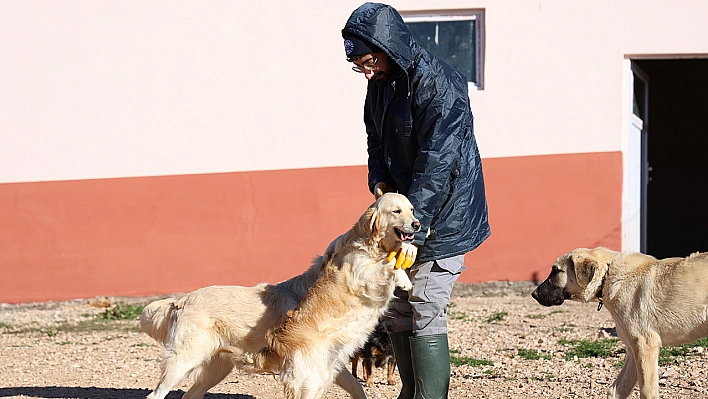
[342,3,415,71]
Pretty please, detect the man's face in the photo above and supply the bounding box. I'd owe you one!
[352,52,394,86]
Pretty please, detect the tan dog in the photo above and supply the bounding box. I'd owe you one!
[532,247,708,399]
[140,263,366,399]
[219,193,418,399]
[141,193,417,399]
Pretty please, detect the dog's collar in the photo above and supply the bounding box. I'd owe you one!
[596,273,607,312]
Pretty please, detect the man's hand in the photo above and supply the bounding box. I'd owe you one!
[374,182,394,199]
[387,242,417,269]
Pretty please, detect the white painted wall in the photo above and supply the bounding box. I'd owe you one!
[2,1,708,183]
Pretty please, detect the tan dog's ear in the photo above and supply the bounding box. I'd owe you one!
[572,251,609,301]
[370,207,388,243]
[369,208,379,233]
[357,207,377,235]
[358,205,387,244]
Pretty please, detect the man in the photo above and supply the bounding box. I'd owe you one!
[342,3,491,399]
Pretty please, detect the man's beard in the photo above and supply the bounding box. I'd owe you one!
[373,71,389,87]
[373,64,401,87]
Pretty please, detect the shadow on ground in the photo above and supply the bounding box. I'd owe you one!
[0,387,255,399]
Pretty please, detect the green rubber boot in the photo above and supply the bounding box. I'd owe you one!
[410,334,451,399]
[389,330,415,399]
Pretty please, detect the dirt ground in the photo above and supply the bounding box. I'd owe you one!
[2,281,708,399]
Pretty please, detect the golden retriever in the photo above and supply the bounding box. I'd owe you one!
[140,263,366,399]
[141,192,417,399]
[218,193,419,399]
[532,247,708,399]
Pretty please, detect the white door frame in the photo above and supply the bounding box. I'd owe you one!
[621,59,649,253]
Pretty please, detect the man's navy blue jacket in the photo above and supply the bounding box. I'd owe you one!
[343,3,491,262]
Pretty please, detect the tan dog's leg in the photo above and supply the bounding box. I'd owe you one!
[335,370,367,399]
[291,372,329,399]
[635,334,661,399]
[147,354,198,399]
[608,345,637,399]
[182,354,235,399]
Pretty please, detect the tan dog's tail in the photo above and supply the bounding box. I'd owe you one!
[139,298,176,344]
[217,346,282,374]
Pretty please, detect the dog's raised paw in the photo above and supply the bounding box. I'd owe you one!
[394,269,413,291]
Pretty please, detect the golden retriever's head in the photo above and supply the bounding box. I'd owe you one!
[531,247,617,306]
[358,193,420,252]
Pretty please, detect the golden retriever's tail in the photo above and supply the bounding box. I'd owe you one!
[216,346,282,374]
[139,298,176,344]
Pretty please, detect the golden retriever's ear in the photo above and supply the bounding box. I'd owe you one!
[369,208,380,234]
[357,207,378,236]
[371,208,386,239]
[572,252,609,301]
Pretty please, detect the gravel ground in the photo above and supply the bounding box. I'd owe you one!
[2,281,708,399]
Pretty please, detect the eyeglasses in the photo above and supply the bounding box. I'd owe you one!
[351,56,377,73]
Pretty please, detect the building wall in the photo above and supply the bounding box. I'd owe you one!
[1,153,621,303]
[1,1,706,303]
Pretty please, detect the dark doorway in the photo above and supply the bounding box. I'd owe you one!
[634,59,708,258]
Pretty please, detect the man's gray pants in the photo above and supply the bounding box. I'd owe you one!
[383,255,466,336]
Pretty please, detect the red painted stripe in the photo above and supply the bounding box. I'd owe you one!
[467,152,623,282]
[0,153,622,303]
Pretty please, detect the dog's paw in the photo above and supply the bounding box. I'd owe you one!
[397,280,413,291]
[394,269,413,291]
